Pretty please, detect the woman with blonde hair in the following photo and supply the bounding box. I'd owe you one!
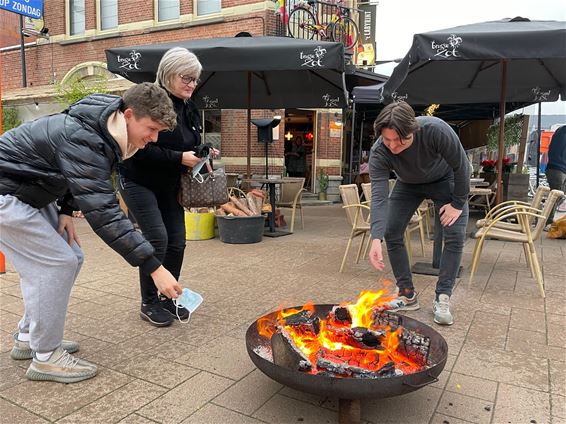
[120,47,218,327]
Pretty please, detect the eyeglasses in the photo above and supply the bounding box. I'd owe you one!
[179,74,200,85]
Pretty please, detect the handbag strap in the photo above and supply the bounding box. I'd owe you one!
[192,158,215,184]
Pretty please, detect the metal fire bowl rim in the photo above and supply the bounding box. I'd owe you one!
[245,304,449,400]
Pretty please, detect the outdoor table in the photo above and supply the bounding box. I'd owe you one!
[242,178,292,238]
[470,177,485,185]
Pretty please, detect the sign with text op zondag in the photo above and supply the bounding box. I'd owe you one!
[0,0,43,19]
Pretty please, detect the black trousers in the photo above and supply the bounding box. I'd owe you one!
[385,178,469,298]
[119,179,186,304]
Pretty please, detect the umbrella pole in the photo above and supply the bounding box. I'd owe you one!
[349,103,357,184]
[495,60,508,205]
[536,102,541,188]
[247,72,252,179]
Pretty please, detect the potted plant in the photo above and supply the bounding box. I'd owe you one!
[485,114,529,201]
[317,168,329,200]
[479,159,497,185]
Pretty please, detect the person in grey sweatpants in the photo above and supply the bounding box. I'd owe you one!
[0,200,84,353]
[0,83,183,384]
[368,101,470,326]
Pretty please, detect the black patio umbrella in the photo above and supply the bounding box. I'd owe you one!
[352,83,533,122]
[106,36,348,177]
[376,18,566,203]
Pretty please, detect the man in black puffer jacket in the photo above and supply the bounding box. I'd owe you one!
[0,82,181,384]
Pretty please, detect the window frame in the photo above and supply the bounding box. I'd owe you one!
[68,0,86,36]
[196,0,221,17]
[156,0,180,22]
[98,0,118,31]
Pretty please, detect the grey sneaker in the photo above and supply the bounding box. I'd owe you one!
[25,347,97,383]
[11,333,79,360]
[433,294,454,325]
[380,292,420,312]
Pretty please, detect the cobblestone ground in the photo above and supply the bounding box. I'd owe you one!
[1,205,564,423]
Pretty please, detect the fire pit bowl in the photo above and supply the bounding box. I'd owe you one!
[246,304,448,400]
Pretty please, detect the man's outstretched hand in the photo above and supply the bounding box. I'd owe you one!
[151,266,183,299]
[369,238,386,271]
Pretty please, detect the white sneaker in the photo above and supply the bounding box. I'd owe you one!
[25,347,97,383]
[433,294,454,325]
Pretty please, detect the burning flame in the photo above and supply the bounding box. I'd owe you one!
[257,282,425,376]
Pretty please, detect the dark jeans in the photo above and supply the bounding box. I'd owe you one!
[545,168,566,225]
[119,179,186,304]
[385,178,469,298]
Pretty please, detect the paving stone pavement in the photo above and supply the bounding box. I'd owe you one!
[0,205,564,424]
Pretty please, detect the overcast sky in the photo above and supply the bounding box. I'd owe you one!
[373,0,566,115]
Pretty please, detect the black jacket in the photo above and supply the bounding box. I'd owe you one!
[119,95,202,191]
[547,125,566,174]
[0,94,160,274]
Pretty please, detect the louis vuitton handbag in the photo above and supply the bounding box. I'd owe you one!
[178,160,229,208]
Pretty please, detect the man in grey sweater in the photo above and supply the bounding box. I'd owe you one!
[368,102,470,325]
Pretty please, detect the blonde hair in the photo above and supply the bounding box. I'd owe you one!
[155,47,202,93]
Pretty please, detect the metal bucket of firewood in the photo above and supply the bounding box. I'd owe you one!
[217,215,264,244]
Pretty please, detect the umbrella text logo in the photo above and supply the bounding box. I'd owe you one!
[202,96,219,109]
[532,87,551,102]
[117,50,141,71]
[431,34,462,58]
[323,93,340,107]
[300,46,327,67]
[391,92,408,102]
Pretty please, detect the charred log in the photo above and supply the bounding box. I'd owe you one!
[331,306,352,324]
[271,328,312,372]
[397,329,430,365]
[284,310,320,335]
[372,311,402,330]
[351,327,386,349]
[324,325,385,350]
[316,350,401,379]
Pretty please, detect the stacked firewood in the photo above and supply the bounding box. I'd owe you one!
[216,189,270,217]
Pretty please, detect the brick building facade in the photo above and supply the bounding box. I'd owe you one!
[1,1,345,189]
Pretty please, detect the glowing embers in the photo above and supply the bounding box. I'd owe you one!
[257,288,431,379]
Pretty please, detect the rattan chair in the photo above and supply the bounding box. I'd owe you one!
[468,187,495,212]
[405,211,426,264]
[475,185,550,231]
[469,189,564,298]
[276,177,305,233]
[361,182,372,205]
[339,184,371,272]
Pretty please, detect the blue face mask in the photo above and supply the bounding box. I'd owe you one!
[173,288,203,324]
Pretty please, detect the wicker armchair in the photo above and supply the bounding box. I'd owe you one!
[469,189,564,298]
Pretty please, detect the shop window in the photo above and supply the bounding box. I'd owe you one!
[202,110,222,158]
[158,0,180,21]
[69,0,85,35]
[197,0,221,16]
[100,0,118,30]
